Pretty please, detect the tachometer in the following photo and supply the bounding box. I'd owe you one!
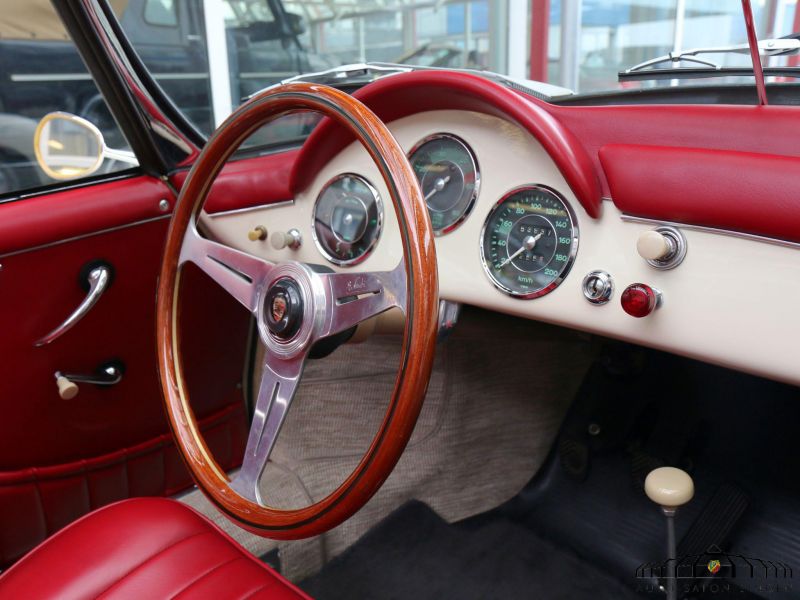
[312,174,383,266]
[480,185,578,299]
[408,133,479,235]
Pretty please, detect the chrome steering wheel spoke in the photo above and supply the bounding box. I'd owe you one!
[179,224,274,314]
[317,261,407,340]
[230,351,305,505]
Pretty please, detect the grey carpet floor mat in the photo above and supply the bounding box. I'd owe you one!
[300,500,642,600]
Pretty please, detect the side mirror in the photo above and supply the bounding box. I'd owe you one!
[33,112,137,180]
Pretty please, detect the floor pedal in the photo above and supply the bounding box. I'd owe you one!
[674,483,749,595]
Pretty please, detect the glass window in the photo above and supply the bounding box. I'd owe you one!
[114,0,795,151]
[115,0,324,141]
[0,0,133,196]
[547,0,800,95]
[145,0,179,27]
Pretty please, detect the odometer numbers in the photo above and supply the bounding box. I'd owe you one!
[480,186,578,298]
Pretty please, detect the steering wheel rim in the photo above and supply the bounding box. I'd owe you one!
[156,82,438,538]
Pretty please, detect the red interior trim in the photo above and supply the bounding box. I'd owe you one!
[289,70,603,218]
[600,143,800,243]
[0,176,172,256]
[170,150,299,214]
[548,103,800,198]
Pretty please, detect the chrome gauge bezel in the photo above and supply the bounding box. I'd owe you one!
[407,132,481,236]
[311,173,384,267]
[479,184,579,299]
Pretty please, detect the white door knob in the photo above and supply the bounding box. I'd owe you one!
[645,466,694,508]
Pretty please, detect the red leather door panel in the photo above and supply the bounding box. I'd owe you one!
[0,175,249,566]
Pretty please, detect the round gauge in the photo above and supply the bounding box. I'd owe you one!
[408,133,480,235]
[480,185,578,299]
[312,174,383,266]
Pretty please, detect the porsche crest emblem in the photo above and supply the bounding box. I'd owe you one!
[271,295,288,322]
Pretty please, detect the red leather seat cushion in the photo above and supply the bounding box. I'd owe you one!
[0,497,311,599]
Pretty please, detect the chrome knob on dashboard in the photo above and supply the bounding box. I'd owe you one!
[621,283,662,318]
[636,226,687,269]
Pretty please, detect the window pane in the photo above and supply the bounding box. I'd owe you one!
[0,1,133,195]
[548,0,791,95]
[145,0,179,27]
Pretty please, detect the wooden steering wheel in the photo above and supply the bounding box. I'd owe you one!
[156,83,438,538]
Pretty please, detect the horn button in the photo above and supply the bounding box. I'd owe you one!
[264,278,304,339]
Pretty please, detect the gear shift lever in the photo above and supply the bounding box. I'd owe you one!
[645,467,694,600]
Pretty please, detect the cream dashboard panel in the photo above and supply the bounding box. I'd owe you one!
[204,109,800,387]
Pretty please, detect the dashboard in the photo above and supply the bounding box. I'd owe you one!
[202,107,800,389]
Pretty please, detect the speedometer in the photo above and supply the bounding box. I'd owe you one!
[480,185,578,299]
[408,133,479,235]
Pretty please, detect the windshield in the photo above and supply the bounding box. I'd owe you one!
[283,0,799,94]
[109,0,799,147]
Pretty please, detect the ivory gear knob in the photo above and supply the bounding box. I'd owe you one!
[644,466,695,508]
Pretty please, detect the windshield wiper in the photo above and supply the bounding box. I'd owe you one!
[620,35,800,81]
[620,65,800,82]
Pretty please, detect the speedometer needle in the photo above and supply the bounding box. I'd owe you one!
[424,175,451,201]
[496,232,543,269]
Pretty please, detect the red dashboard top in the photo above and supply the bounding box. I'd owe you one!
[192,70,800,244]
[289,70,604,218]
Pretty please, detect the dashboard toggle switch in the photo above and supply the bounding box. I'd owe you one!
[582,270,614,305]
[621,283,662,318]
[636,226,687,270]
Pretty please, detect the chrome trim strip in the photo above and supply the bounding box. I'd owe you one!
[0,214,171,259]
[207,198,296,218]
[620,214,800,250]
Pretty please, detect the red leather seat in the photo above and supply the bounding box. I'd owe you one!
[0,497,311,599]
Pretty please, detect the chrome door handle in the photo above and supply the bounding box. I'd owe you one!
[35,265,111,347]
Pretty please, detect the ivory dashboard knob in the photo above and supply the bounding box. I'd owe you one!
[644,466,694,508]
[637,230,673,261]
[56,375,79,400]
[271,229,302,250]
[247,226,267,242]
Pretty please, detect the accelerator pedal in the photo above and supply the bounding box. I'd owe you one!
[673,483,749,593]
